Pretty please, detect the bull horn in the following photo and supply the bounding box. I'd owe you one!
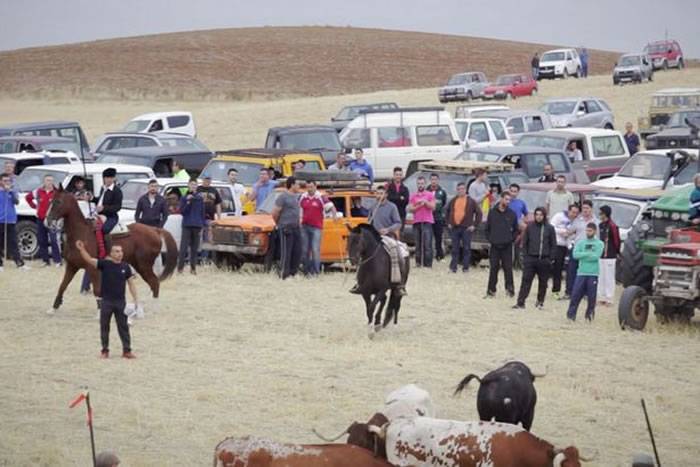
[367,423,388,440]
[579,450,598,462]
[311,427,349,442]
[532,365,548,378]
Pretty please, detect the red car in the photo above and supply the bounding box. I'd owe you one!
[483,74,537,100]
[644,40,684,70]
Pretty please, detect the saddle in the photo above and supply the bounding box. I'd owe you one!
[381,236,409,284]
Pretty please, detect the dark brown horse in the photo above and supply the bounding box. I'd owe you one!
[44,187,178,313]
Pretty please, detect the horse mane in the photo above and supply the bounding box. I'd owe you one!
[55,188,91,225]
[354,223,382,243]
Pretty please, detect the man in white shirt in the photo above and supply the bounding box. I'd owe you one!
[468,169,488,204]
[549,203,579,300]
[565,141,583,163]
[565,199,598,298]
[227,168,246,216]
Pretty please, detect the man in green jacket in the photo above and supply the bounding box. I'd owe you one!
[566,222,604,321]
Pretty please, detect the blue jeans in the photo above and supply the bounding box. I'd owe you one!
[414,222,434,267]
[37,220,61,264]
[301,224,322,275]
[102,215,118,234]
[565,249,578,296]
[567,275,598,320]
[449,226,472,272]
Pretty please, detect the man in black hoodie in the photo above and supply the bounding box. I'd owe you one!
[386,167,410,225]
[513,207,557,309]
[485,191,518,297]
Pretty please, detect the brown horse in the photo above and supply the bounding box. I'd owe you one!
[44,186,178,313]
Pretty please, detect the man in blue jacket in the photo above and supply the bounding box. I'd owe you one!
[0,173,27,271]
[177,178,206,275]
[349,148,374,183]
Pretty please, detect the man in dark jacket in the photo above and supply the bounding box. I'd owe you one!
[386,166,410,225]
[513,207,557,309]
[485,191,518,297]
[597,205,620,305]
[428,173,448,260]
[537,164,556,183]
[135,179,169,228]
[94,168,122,235]
[177,178,206,274]
[445,182,482,272]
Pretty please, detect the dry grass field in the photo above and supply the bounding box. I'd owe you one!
[1,37,700,466]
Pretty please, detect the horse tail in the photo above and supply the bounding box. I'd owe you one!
[454,374,482,396]
[159,229,178,281]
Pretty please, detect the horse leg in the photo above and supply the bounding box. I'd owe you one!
[132,260,161,314]
[374,292,388,331]
[383,291,396,328]
[48,263,79,314]
[365,293,384,339]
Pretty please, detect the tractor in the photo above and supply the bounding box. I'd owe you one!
[618,227,700,330]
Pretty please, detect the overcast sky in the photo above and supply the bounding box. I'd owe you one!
[2,0,699,57]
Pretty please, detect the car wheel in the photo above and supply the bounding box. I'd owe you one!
[575,67,581,78]
[561,72,568,80]
[613,78,619,86]
[619,224,653,292]
[16,220,39,259]
[506,92,513,100]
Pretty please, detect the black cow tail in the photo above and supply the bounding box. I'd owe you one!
[454,374,482,396]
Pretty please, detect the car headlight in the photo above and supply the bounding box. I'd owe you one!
[671,212,681,221]
[640,222,651,232]
[653,210,664,219]
[692,139,700,146]
[680,213,690,222]
[665,225,675,234]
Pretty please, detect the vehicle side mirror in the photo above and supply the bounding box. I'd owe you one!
[576,110,585,117]
[507,126,516,133]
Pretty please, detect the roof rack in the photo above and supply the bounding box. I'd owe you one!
[214,148,323,158]
[418,159,514,174]
[291,170,372,189]
[358,106,445,115]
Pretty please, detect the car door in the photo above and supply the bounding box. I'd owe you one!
[583,100,604,127]
[506,117,525,140]
[415,125,461,160]
[467,122,490,147]
[319,195,349,263]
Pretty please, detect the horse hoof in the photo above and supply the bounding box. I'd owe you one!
[46,308,56,316]
[367,325,375,339]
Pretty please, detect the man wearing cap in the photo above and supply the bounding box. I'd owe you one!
[94,168,123,237]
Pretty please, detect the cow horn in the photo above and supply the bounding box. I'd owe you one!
[311,427,348,442]
[367,423,388,439]
[579,450,598,462]
[532,365,548,378]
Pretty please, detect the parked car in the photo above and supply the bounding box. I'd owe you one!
[438,72,488,103]
[330,103,398,131]
[645,109,700,150]
[613,53,653,85]
[203,172,374,270]
[265,125,341,166]
[0,135,81,156]
[638,88,700,139]
[14,163,155,258]
[483,74,537,99]
[123,111,196,137]
[456,145,589,183]
[592,188,664,242]
[0,121,91,161]
[591,149,699,190]
[91,132,210,159]
[339,107,462,180]
[643,39,684,70]
[0,151,81,175]
[469,109,551,142]
[202,148,326,214]
[119,178,237,250]
[455,118,512,148]
[97,146,214,177]
[516,128,631,180]
[536,48,582,80]
[454,104,509,119]
[539,97,615,129]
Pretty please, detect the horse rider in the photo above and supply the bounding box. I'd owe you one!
[350,184,407,296]
[92,167,123,257]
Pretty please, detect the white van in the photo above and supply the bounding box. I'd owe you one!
[123,111,196,137]
[339,107,462,180]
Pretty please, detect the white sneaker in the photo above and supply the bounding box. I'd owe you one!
[19,264,31,271]
[54,263,62,268]
[0,266,4,272]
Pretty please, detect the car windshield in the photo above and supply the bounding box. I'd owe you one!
[618,154,670,180]
[204,160,263,185]
[158,136,209,150]
[335,107,364,120]
[516,135,566,150]
[541,52,565,62]
[120,181,150,209]
[16,169,68,192]
[279,131,341,151]
[258,190,283,214]
[619,56,641,66]
[495,75,517,85]
[123,120,150,132]
[644,44,667,54]
[97,154,145,166]
[667,111,700,128]
[447,74,468,85]
[456,151,501,162]
[592,199,640,229]
[540,101,577,115]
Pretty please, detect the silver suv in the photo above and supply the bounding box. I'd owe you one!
[438,72,488,103]
[539,97,615,129]
[613,53,653,85]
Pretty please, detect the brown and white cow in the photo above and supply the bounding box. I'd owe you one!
[362,417,592,467]
[213,436,393,467]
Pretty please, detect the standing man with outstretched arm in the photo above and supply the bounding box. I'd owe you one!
[178,178,206,275]
[0,173,27,271]
[75,240,137,359]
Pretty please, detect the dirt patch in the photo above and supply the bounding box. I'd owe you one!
[0,26,623,101]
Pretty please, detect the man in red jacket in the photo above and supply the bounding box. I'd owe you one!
[25,174,61,266]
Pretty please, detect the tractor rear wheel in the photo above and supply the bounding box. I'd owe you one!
[619,224,653,292]
[618,285,649,330]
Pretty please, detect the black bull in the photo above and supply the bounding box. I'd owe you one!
[454,361,541,431]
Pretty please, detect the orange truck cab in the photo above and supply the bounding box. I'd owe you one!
[202,172,375,271]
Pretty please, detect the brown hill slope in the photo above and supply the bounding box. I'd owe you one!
[0,26,621,100]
